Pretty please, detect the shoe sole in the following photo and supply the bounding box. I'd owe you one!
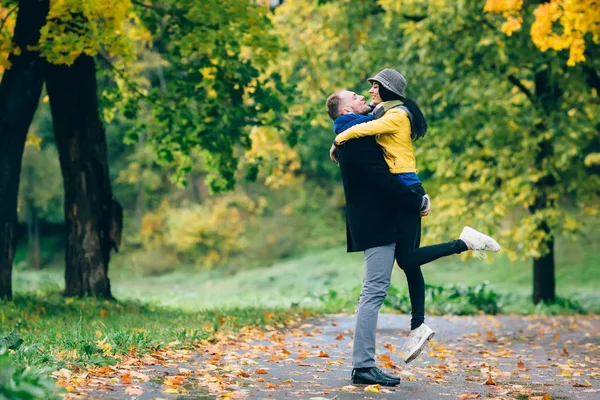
[351,379,400,387]
[404,331,435,364]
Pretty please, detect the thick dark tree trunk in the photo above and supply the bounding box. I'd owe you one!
[27,200,41,270]
[533,222,556,304]
[0,0,49,300]
[45,55,122,299]
[527,69,560,304]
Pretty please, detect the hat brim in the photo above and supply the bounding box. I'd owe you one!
[367,77,405,98]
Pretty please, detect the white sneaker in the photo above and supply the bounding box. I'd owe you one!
[459,226,501,259]
[402,323,435,364]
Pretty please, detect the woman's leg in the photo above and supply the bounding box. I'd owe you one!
[396,211,426,330]
[396,238,468,270]
[403,265,425,330]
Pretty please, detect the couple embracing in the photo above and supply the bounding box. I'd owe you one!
[325,68,501,386]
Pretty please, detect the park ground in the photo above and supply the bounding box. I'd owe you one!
[2,230,599,399]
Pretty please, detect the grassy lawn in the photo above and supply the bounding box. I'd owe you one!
[12,226,600,312]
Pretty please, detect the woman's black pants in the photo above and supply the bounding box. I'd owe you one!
[395,184,468,330]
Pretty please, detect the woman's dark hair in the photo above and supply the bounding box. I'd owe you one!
[377,83,428,140]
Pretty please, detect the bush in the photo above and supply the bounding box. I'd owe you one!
[0,347,59,400]
[385,282,503,315]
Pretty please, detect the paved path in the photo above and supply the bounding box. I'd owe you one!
[73,314,600,399]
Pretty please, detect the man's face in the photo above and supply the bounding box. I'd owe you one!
[339,90,371,115]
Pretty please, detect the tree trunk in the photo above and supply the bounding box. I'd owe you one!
[0,0,49,300]
[27,200,41,270]
[45,55,122,299]
[527,68,560,305]
[533,222,556,304]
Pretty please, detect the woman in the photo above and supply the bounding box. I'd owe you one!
[329,68,501,363]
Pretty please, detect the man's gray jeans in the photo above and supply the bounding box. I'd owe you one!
[353,242,396,368]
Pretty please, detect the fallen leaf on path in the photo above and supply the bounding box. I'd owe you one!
[530,394,552,400]
[573,380,592,387]
[341,385,358,392]
[125,386,143,396]
[163,388,179,394]
[265,383,278,388]
[121,373,132,384]
[458,394,481,399]
[383,343,396,352]
[335,333,344,340]
[562,348,570,356]
[256,377,265,382]
[365,384,381,393]
[318,351,330,358]
[255,368,268,374]
[484,373,496,385]
[517,360,526,370]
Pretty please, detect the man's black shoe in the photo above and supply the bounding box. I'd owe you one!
[351,367,400,386]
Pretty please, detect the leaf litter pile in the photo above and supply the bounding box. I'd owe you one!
[57,315,599,399]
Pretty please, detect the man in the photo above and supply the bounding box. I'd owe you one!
[326,89,430,386]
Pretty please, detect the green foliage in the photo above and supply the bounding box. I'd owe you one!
[116,0,288,190]
[0,347,59,400]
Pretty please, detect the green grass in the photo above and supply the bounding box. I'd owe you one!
[0,293,316,370]
[12,228,600,313]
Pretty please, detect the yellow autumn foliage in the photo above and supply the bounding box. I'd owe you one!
[244,126,301,189]
[139,194,267,268]
[485,0,600,66]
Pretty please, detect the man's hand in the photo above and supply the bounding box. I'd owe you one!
[330,143,339,163]
[421,194,430,216]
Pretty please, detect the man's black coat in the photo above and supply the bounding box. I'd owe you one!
[337,136,424,252]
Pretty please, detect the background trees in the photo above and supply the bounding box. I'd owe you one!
[0,0,597,304]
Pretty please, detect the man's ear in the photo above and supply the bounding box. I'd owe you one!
[340,107,351,115]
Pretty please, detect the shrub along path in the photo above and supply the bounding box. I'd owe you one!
[60,314,600,399]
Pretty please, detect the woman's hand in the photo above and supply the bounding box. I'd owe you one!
[330,144,339,163]
[421,194,430,216]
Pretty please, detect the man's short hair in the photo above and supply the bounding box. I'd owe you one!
[326,90,345,120]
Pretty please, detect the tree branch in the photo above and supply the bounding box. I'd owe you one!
[402,14,426,22]
[131,0,218,30]
[0,4,18,33]
[97,53,147,99]
[508,74,533,102]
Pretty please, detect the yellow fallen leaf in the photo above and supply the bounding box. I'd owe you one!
[65,386,74,393]
[365,384,381,393]
[163,388,179,394]
[256,377,265,382]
